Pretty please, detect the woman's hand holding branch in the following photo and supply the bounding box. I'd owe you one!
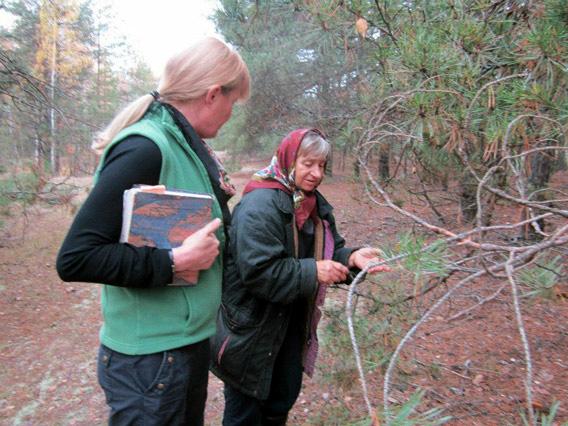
[348,247,391,274]
[316,260,349,285]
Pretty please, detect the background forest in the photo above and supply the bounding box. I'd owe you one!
[1,0,567,425]
[1,0,567,211]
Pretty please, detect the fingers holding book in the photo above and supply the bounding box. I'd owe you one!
[172,218,222,277]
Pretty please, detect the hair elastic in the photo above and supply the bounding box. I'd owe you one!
[150,90,160,100]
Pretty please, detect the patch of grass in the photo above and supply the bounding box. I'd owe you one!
[384,390,452,425]
[305,390,452,426]
[393,198,405,208]
[305,402,368,426]
[319,299,397,391]
[318,305,360,390]
[519,400,562,426]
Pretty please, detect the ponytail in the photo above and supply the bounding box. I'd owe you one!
[91,94,155,154]
[91,36,250,155]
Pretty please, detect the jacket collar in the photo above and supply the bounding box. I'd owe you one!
[273,189,333,217]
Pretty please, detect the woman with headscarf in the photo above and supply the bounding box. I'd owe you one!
[211,129,387,425]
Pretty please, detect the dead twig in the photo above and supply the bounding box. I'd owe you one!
[446,283,507,321]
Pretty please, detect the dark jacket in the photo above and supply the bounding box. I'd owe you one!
[210,188,354,399]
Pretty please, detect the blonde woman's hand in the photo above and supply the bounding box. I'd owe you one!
[172,218,221,277]
[348,247,390,273]
[316,260,349,285]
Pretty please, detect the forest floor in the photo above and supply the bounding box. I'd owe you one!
[0,159,567,426]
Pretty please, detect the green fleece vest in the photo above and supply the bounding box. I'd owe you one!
[96,104,224,355]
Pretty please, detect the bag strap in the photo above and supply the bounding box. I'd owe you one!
[292,214,324,260]
[292,214,299,258]
[313,217,324,261]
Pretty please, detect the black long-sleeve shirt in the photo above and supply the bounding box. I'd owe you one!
[56,136,174,287]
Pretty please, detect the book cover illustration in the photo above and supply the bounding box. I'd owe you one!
[121,190,213,248]
[120,186,213,286]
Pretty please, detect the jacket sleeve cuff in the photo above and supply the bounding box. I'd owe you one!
[155,248,175,286]
[334,247,358,267]
[299,258,318,298]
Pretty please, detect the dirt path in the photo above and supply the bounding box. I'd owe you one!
[1,167,567,425]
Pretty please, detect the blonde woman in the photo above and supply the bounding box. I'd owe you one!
[57,37,250,425]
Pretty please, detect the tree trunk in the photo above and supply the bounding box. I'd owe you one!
[521,151,555,239]
[49,21,59,175]
[34,136,42,167]
[481,168,507,227]
[459,172,477,223]
[326,146,333,177]
[340,143,348,171]
[378,143,390,181]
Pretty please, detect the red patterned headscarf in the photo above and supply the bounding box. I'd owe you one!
[243,128,325,229]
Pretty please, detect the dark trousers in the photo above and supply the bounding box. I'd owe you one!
[97,339,210,426]
[222,320,304,426]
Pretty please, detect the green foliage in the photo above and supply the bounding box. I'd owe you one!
[528,21,567,59]
[518,255,564,300]
[213,0,567,227]
[519,401,563,426]
[0,171,40,208]
[213,107,279,157]
[384,390,452,426]
[325,283,415,367]
[413,126,456,177]
[336,119,364,153]
[399,26,461,79]
[381,232,450,280]
[319,301,389,390]
[317,294,451,425]
[308,388,451,425]
[546,0,568,25]
[214,0,373,155]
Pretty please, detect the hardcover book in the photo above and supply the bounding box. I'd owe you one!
[120,185,213,286]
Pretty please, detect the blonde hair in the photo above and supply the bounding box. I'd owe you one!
[92,36,250,154]
[298,131,330,160]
